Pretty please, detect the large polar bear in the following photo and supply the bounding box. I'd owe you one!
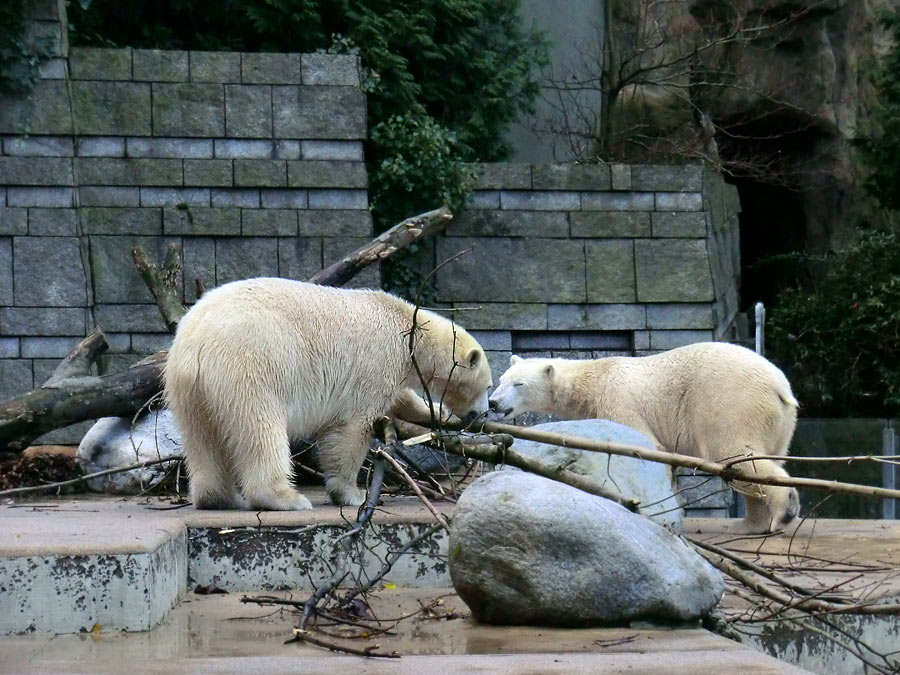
[164,278,493,511]
[488,342,800,533]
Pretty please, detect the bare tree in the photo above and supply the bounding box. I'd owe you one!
[532,0,834,185]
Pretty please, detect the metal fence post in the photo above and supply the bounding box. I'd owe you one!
[884,423,898,520]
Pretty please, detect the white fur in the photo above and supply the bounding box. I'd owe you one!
[164,278,492,511]
[490,342,800,533]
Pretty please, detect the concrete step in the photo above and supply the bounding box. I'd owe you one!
[0,491,450,634]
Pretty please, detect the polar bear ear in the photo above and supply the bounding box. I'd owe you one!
[544,364,554,378]
[464,347,482,368]
[510,354,522,366]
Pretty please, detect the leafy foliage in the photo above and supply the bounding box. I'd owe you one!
[855,13,900,211]
[0,0,55,94]
[768,230,900,417]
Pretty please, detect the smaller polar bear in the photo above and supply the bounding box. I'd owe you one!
[164,278,493,511]
[489,342,800,533]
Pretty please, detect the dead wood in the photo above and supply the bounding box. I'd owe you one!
[132,243,185,332]
[433,430,641,512]
[307,207,453,287]
[428,418,900,503]
[42,330,108,387]
[0,351,166,453]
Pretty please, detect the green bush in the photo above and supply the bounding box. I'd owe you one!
[768,230,900,417]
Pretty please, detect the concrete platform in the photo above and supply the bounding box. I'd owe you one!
[0,588,809,673]
[5,494,898,673]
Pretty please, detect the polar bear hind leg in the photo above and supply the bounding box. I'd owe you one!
[315,418,370,507]
[177,402,247,509]
[223,404,312,511]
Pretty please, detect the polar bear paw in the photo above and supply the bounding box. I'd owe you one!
[246,486,313,511]
[326,478,367,507]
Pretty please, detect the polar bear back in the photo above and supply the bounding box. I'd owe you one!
[569,342,797,458]
[167,278,415,436]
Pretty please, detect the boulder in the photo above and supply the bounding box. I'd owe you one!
[449,470,724,626]
[506,419,683,530]
[76,408,182,494]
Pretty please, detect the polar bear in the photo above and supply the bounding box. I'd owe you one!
[488,342,800,534]
[164,278,492,511]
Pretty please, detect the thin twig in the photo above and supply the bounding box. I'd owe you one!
[374,447,450,533]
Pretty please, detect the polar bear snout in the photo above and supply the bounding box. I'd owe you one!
[781,487,801,525]
[488,397,514,420]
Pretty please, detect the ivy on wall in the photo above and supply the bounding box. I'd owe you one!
[0,0,55,94]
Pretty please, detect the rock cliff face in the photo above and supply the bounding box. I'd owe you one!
[689,0,894,301]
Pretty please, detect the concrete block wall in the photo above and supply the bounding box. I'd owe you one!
[432,162,741,378]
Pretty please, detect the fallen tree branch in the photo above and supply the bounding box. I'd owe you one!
[286,628,400,659]
[0,351,167,453]
[372,418,450,532]
[43,330,108,387]
[132,243,185,332]
[429,418,900,502]
[432,430,641,512]
[307,207,453,287]
[341,522,445,603]
[697,545,900,615]
[298,456,386,632]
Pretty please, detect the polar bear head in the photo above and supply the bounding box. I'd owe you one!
[427,329,493,422]
[488,354,556,419]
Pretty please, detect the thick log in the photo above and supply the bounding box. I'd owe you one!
[0,352,166,453]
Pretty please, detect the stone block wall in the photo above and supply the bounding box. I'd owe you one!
[430,162,741,378]
[0,4,372,444]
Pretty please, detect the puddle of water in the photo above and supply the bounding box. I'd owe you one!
[6,588,728,663]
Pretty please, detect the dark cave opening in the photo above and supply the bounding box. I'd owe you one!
[730,178,808,311]
[718,113,830,311]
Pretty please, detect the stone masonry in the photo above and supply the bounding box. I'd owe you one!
[0,1,741,444]
[435,162,741,379]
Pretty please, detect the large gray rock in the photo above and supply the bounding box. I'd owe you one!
[76,408,182,494]
[507,419,683,530]
[449,471,724,626]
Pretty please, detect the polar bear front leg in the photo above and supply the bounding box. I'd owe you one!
[233,421,313,511]
[316,419,370,507]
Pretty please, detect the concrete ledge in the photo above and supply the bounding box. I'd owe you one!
[0,493,453,633]
[0,530,186,634]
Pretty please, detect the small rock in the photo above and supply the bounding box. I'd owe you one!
[506,419,683,530]
[449,471,724,626]
[76,409,182,494]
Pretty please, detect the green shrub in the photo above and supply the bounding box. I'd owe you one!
[768,230,900,417]
[855,13,900,211]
